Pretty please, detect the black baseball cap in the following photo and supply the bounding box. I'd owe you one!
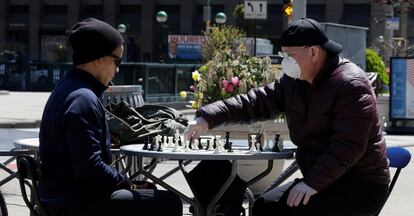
[281,18,343,54]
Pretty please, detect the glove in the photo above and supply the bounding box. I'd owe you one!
[184,117,209,142]
[287,181,317,207]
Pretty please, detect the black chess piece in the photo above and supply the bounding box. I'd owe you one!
[213,138,217,149]
[149,137,156,151]
[189,138,193,149]
[224,132,230,150]
[143,137,149,150]
[227,141,233,152]
[272,134,281,152]
[198,137,203,150]
[256,133,263,151]
[157,140,163,152]
[178,136,182,146]
[206,139,211,150]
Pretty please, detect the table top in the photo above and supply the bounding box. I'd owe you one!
[120,144,294,160]
[13,138,39,150]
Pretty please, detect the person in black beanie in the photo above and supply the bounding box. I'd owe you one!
[39,18,182,216]
[185,18,390,215]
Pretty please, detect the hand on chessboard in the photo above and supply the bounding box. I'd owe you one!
[184,117,209,142]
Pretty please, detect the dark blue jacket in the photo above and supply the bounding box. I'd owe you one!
[39,68,131,203]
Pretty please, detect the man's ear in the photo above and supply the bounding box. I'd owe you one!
[310,46,319,62]
[93,58,102,67]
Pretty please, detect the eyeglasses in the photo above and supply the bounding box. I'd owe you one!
[107,53,122,67]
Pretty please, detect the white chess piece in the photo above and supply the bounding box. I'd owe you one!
[214,135,223,154]
[173,132,180,152]
[249,134,258,152]
[154,135,161,149]
[163,135,167,147]
[184,138,191,152]
[168,136,174,148]
[192,139,199,151]
[207,139,214,151]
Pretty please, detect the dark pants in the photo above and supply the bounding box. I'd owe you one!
[43,189,182,216]
[253,178,388,216]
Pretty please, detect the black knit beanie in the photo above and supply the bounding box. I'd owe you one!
[68,18,124,66]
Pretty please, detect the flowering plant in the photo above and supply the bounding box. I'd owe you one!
[179,25,281,108]
[180,45,281,108]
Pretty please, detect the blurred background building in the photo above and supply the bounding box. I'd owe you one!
[1,0,412,63]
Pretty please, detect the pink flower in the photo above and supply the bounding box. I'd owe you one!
[231,77,240,86]
[222,80,229,90]
[225,84,234,92]
[189,85,195,91]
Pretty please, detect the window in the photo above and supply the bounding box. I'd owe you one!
[307,4,326,22]
[340,4,371,28]
[42,5,67,28]
[80,4,103,20]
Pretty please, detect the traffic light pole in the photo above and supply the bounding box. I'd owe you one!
[292,0,306,21]
[254,18,257,56]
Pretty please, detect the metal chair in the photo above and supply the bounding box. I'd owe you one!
[16,155,48,216]
[375,146,411,216]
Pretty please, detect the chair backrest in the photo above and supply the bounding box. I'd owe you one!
[376,146,411,216]
[16,155,48,216]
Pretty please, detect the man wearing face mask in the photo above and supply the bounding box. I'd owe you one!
[185,18,390,215]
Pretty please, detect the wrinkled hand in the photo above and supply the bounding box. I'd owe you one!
[287,181,317,207]
[184,117,209,142]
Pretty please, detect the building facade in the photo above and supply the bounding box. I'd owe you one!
[0,0,412,63]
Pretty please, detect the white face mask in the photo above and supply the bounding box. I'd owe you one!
[281,56,301,79]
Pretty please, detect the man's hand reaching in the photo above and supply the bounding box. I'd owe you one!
[184,117,209,142]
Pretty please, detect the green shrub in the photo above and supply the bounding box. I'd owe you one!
[366,48,389,85]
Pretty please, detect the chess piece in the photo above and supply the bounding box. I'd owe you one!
[163,135,167,147]
[174,129,180,144]
[257,133,264,151]
[214,139,221,154]
[157,139,163,152]
[168,136,174,148]
[173,132,180,152]
[184,138,191,152]
[198,137,203,150]
[249,134,258,152]
[192,139,199,151]
[149,137,157,151]
[218,139,225,152]
[227,141,233,152]
[143,137,149,150]
[207,139,214,151]
[224,132,230,149]
[272,134,281,152]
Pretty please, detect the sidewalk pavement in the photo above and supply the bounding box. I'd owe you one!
[0,91,413,216]
[0,91,196,128]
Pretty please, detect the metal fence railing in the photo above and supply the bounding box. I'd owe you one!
[0,62,200,102]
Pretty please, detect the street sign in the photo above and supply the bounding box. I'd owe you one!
[244,1,267,19]
[386,17,399,30]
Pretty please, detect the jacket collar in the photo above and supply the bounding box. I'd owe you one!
[69,68,108,97]
[310,55,342,89]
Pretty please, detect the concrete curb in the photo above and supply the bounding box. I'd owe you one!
[0,90,10,95]
[0,120,41,128]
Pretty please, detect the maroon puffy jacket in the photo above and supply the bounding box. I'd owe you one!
[196,56,390,192]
